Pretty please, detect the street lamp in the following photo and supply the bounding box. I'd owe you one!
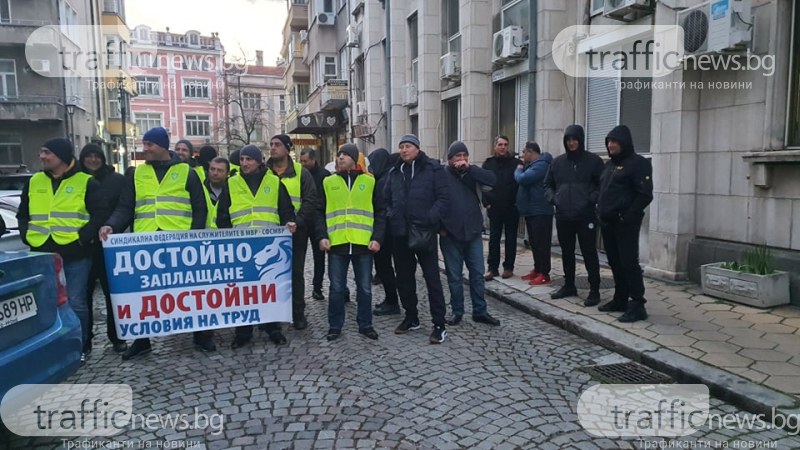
[66,104,76,142]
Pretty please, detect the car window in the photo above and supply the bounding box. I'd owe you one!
[0,175,32,191]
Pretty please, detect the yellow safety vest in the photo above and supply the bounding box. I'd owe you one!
[278,162,303,211]
[323,174,374,246]
[229,163,240,176]
[26,171,92,247]
[228,172,281,228]
[202,182,218,229]
[194,166,206,183]
[134,164,193,232]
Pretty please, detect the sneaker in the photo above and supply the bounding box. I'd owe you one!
[395,319,421,334]
[358,327,379,340]
[374,302,401,316]
[521,270,540,281]
[529,274,551,286]
[268,331,288,345]
[429,326,447,344]
[550,285,577,299]
[312,289,324,300]
[230,335,252,349]
[584,289,601,307]
[599,299,628,312]
[446,314,463,326]
[80,352,87,364]
[112,341,128,353]
[484,270,499,281]
[121,339,151,361]
[473,314,501,326]
[194,338,217,353]
[293,316,308,330]
[326,329,342,341]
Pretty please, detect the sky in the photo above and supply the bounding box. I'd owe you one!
[125,0,287,65]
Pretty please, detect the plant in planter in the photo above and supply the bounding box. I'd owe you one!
[701,245,791,308]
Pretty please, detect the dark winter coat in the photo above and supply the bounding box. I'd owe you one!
[597,125,653,224]
[544,125,604,222]
[481,154,521,218]
[515,152,554,217]
[384,151,450,237]
[266,158,322,236]
[441,164,496,242]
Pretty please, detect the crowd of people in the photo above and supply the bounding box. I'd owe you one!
[15,122,652,362]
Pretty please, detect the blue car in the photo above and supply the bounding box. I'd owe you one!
[0,251,82,404]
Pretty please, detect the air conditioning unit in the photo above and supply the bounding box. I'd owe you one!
[299,30,308,43]
[603,0,654,21]
[356,101,367,117]
[317,12,335,26]
[346,24,359,47]
[677,0,752,57]
[402,83,418,107]
[29,59,51,74]
[440,52,461,80]
[491,26,525,65]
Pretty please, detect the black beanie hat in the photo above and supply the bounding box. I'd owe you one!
[447,140,469,159]
[271,134,293,150]
[43,138,75,165]
[79,143,106,165]
[229,149,241,166]
[337,143,359,164]
[198,145,217,165]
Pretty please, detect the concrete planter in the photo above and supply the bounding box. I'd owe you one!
[700,263,791,308]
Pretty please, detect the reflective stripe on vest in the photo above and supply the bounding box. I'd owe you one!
[279,162,303,211]
[228,172,281,228]
[323,174,374,247]
[133,164,192,232]
[26,171,92,247]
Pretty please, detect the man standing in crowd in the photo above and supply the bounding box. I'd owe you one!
[545,125,604,306]
[440,141,500,327]
[80,143,127,354]
[203,156,230,228]
[515,142,554,286]
[482,135,521,281]
[385,134,450,344]
[318,144,385,341]
[299,148,330,301]
[597,125,653,322]
[99,127,213,360]
[229,149,241,177]
[17,138,108,361]
[368,148,401,316]
[267,134,322,331]
[215,144,296,348]
[196,145,218,178]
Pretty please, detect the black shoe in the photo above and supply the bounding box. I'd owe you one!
[599,299,628,312]
[374,302,401,316]
[395,319,421,334]
[326,329,342,341]
[446,314,463,326]
[472,313,500,326]
[430,325,447,344]
[121,340,151,361]
[230,335,252,349]
[312,289,324,300]
[268,331,288,345]
[372,275,381,286]
[293,317,308,330]
[82,340,92,355]
[80,352,87,364]
[358,327,379,340]
[112,341,128,353]
[551,285,578,299]
[584,289,601,307]
[619,303,648,323]
[194,338,217,353]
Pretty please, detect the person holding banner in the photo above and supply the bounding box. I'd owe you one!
[267,134,322,331]
[202,157,230,228]
[99,126,213,360]
[215,144,297,349]
[17,138,108,362]
[318,144,386,342]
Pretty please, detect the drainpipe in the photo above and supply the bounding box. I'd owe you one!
[384,0,392,148]
[528,0,537,140]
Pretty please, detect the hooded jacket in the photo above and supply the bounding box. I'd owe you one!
[544,125,604,222]
[515,152,554,217]
[79,146,125,221]
[597,125,653,224]
[481,152,521,217]
[215,168,295,229]
[384,151,450,238]
[441,164,496,242]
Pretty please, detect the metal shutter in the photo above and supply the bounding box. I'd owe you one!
[620,77,652,153]
[586,67,619,153]
[517,74,529,152]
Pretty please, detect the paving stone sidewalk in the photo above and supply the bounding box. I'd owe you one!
[443,239,800,408]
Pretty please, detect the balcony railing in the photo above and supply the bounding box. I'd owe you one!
[320,79,349,110]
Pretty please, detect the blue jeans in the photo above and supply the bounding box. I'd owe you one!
[328,252,373,331]
[64,257,92,347]
[440,235,487,317]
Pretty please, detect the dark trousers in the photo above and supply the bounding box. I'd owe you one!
[487,211,519,272]
[601,219,646,303]
[292,229,309,321]
[310,234,325,292]
[86,246,123,345]
[373,236,399,306]
[556,219,600,290]
[524,215,553,276]
[392,236,447,327]
[237,322,279,339]
[328,252,373,330]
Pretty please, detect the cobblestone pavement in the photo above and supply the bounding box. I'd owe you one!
[4,260,800,449]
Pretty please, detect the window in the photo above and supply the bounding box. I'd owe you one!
[410,115,419,137]
[279,94,286,112]
[1,0,10,22]
[443,98,460,157]
[108,99,121,118]
[501,0,529,41]
[789,1,800,146]
[409,13,419,83]
[251,125,264,143]
[134,52,158,68]
[585,69,652,153]
[183,79,210,99]
[322,0,333,13]
[0,133,22,165]
[242,92,261,111]
[182,56,209,71]
[137,27,150,41]
[135,113,162,135]
[339,47,348,82]
[189,34,198,46]
[591,0,605,16]
[103,0,120,14]
[185,114,210,137]
[442,0,460,54]
[294,83,309,106]
[496,79,517,153]
[0,59,17,98]
[323,55,337,80]
[136,76,161,96]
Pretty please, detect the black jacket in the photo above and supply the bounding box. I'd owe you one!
[105,152,208,232]
[320,170,387,255]
[215,169,295,229]
[544,125,604,222]
[597,125,653,224]
[441,165,496,242]
[84,164,125,221]
[17,163,108,260]
[368,149,399,239]
[384,151,450,237]
[481,154,521,217]
[267,158,321,236]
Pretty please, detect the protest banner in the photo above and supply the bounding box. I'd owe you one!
[102,227,292,339]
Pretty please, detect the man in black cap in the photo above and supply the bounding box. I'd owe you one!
[17,138,108,362]
[80,144,127,354]
[367,148,401,316]
[229,149,241,177]
[299,148,330,301]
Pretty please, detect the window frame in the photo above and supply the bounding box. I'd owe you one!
[0,59,18,98]
[241,92,262,111]
[0,133,22,165]
[786,0,800,148]
[590,0,605,16]
[134,112,163,135]
[182,77,211,100]
[108,98,121,118]
[184,113,211,137]
[1,0,11,22]
[136,75,161,97]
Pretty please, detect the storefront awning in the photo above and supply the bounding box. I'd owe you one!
[287,110,346,135]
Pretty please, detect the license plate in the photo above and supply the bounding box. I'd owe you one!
[0,293,38,329]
